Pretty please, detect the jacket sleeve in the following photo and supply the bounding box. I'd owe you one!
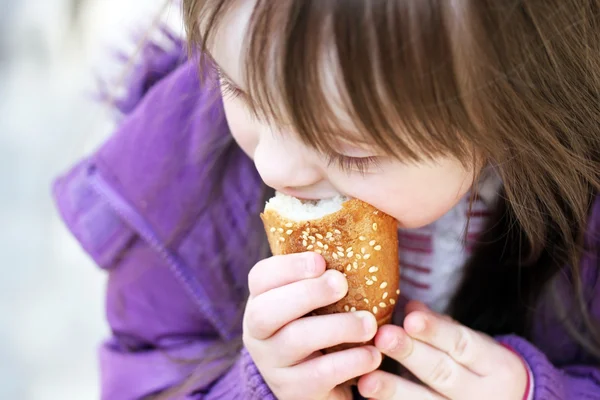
[497,335,600,400]
[53,154,276,400]
[495,198,600,400]
[52,49,274,398]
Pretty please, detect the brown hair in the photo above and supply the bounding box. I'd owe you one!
[155,0,600,397]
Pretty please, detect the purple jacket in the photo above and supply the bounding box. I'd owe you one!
[53,41,600,399]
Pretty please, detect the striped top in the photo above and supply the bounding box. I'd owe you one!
[394,170,502,317]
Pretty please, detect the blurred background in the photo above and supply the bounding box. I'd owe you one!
[0,0,179,398]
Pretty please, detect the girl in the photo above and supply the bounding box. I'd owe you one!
[53,0,600,399]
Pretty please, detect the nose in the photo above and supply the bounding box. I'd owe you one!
[253,135,322,191]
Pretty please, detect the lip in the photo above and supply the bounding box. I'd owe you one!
[278,189,341,202]
[277,189,320,201]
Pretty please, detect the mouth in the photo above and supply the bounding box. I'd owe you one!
[276,190,350,204]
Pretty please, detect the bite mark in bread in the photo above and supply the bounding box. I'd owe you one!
[261,194,400,351]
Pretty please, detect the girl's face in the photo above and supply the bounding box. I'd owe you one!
[210,1,476,229]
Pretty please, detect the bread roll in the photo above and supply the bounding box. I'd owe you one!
[261,193,400,352]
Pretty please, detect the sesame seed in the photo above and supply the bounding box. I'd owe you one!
[332,253,338,260]
[361,248,366,254]
[379,302,387,308]
[373,306,378,314]
[368,266,379,273]
[278,228,284,233]
[315,249,322,254]
[390,299,396,305]
[317,241,324,248]
[285,222,293,228]
[364,254,371,260]
[337,246,344,252]
[334,229,341,234]
[372,223,378,231]
[396,289,400,295]
[344,305,350,312]
[307,245,314,250]
[369,240,376,246]
[364,298,369,304]
[382,292,388,299]
[316,233,324,239]
[270,227,276,233]
[366,280,374,285]
[303,240,308,247]
[347,251,354,258]
[324,244,329,250]
[355,254,362,260]
[346,247,353,252]
[337,251,344,257]
[380,282,388,289]
[326,232,333,238]
[346,264,352,271]
[286,230,293,235]
[343,273,347,277]
[359,236,366,241]
[374,245,382,251]
[309,236,316,242]
[353,262,358,269]
[374,211,379,215]
[372,276,378,281]
[350,307,356,312]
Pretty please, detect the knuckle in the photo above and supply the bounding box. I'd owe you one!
[244,301,274,339]
[314,356,340,383]
[427,357,457,388]
[247,259,268,294]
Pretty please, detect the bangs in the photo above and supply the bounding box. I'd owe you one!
[186,0,483,163]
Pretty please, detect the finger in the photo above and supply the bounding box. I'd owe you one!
[404,310,496,375]
[375,324,479,399]
[358,370,446,400]
[248,253,325,296]
[265,311,378,366]
[284,346,382,394]
[245,269,348,340]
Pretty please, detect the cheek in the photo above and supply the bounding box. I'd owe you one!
[343,160,475,229]
[222,97,258,158]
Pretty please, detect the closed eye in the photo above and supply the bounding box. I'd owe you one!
[216,67,246,100]
[325,153,381,175]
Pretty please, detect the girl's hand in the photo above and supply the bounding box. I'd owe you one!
[243,252,382,400]
[358,301,528,400]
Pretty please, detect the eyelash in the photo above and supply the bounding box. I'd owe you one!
[325,153,380,175]
[216,69,244,100]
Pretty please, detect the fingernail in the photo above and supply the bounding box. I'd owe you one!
[327,271,346,295]
[368,346,381,363]
[357,312,376,336]
[385,335,400,352]
[410,317,425,333]
[367,378,380,395]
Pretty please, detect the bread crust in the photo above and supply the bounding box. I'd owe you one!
[261,198,399,352]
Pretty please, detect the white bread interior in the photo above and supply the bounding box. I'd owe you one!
[264,192,350,221]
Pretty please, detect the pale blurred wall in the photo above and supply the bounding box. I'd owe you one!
[0,1,179,399]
